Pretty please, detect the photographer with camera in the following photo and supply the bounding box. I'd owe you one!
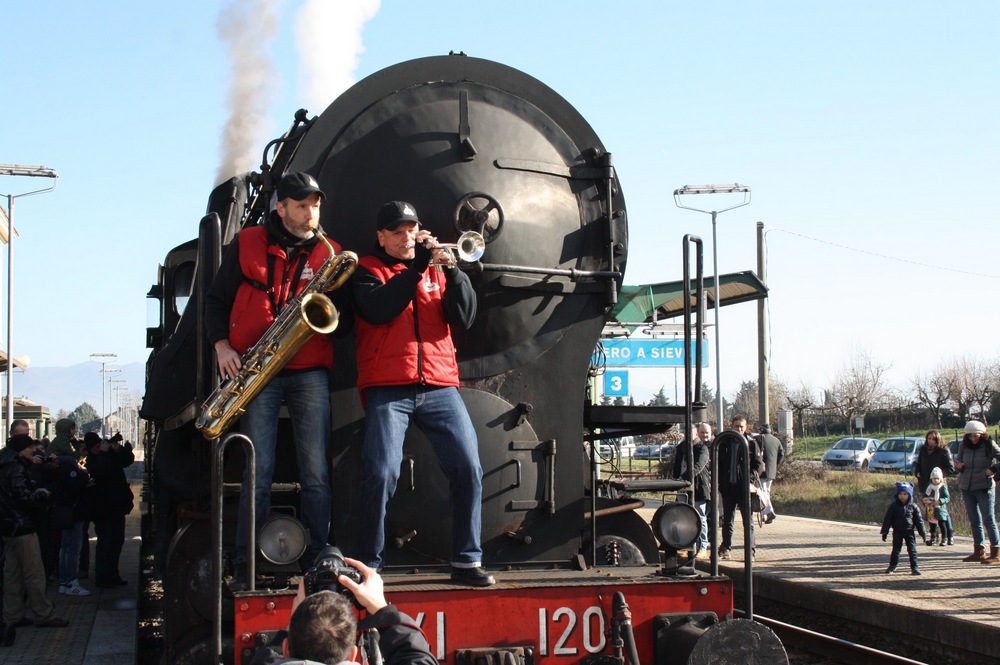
[252,553,436,665]
[83,431,134,588]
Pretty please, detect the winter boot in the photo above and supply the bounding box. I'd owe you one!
[981,546,1000,564]
[962,545,985,562]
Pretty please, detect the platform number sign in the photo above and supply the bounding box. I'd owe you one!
[604,371,628,397]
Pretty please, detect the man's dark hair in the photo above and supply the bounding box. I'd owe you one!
[286,591,357,664]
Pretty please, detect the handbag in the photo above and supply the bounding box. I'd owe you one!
[750,480,770,514]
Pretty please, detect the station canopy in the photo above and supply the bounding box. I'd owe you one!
[0,350,28,374]
[609,270,768,331]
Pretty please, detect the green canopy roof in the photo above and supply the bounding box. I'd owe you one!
[611,270,768,327]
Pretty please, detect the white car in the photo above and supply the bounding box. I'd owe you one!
[599,436,636,459]
[821,437,881,471]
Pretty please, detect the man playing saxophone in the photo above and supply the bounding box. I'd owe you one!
[205,172,348,580]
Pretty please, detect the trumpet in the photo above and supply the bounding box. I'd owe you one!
[428,231,486,266]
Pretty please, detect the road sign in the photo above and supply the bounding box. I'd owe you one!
[595,338,708,368]
[604,371,629,396]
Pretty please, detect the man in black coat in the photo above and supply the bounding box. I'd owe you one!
[83,432,134,588]
[673,422,712,557]
[1,435,68,646]
[718,416,764,561]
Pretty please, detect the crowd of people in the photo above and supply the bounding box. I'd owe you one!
[0,417,135,647]
[671,415,785,562]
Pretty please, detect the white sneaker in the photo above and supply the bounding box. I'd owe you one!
[62,580,91,597]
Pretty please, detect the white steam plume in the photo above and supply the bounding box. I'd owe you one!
[216,0,281,184]
[295,0,381,115]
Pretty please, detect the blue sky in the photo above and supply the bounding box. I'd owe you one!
[2,1,998,407]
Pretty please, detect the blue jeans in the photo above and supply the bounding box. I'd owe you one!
[356,385,483,568]
[962,486,1000,547]
[59,521,84,585]
[694,500,709,553]
[235,368,332,564]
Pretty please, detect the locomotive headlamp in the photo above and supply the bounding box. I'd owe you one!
[258,515,308,565]
[650,502,701,551]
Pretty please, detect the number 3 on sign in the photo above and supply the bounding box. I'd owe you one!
[604,371,628,396]
[538,607,606,656]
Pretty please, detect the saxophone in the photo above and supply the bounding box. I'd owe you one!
[195,232,358,440]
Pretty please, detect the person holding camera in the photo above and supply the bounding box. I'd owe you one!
[83,431,134,588]
[1,434,69,646]
[251,556,436,665]
[351,201,492,587]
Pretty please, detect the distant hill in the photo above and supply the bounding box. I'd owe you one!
[14,362,146,416]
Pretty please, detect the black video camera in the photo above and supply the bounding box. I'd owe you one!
[303,546,363,596]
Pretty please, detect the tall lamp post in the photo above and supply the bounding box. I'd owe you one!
[110,379,127,435]
[1,164,58,437]
[91,353,118,436]
[673,184,751,427]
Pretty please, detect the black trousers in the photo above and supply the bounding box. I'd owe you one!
[889,529,919,569]
[93,515,126,584]
[720,491,756,552]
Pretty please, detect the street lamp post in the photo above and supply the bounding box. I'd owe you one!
[91,353,118,436]
[1,164,58,437]
[673,184,751,428]
[110,379,127,435]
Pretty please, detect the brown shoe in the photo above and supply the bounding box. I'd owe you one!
[34,616,68,628]
[982,546,1000,564]
[962,545,985,562]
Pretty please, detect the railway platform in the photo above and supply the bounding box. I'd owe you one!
[702,512,1000,663]
[0,451,144,665]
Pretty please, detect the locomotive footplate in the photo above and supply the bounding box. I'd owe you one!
[233,567,733,664]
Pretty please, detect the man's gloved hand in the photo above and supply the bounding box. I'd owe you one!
[412,242,432,272]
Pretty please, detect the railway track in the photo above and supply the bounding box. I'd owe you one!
[742,611,927,665]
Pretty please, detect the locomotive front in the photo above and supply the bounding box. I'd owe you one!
[298,54,630,568]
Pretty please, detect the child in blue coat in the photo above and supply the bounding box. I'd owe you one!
[880,481,926,575]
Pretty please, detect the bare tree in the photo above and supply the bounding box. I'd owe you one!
[830,349,892,430]
[912,364,958,428]
[785,382,816,438]
[953,355,997,423]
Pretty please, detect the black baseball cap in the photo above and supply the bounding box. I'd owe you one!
[376,201,420,231]
[276,172,325,201]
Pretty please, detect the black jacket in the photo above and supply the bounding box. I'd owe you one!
[914,444,955,492]
[673,439,711,501]
[717,431,764,496]
[85,444,135,518]
[250,605,437,665]
[881,499,926,539]
[0,447,50,536]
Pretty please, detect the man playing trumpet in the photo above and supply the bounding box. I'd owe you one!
[351,200,494,587]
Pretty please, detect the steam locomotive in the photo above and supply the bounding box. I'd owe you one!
[140,54,784,665]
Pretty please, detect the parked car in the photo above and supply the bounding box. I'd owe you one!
[821,437,881,471]
[598,436,636,459]
[869,436,923,474]
[633,442,674,461]
[948,439,962,459]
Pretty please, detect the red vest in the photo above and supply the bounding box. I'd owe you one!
[355,257,461,392]
[228,226,340,370]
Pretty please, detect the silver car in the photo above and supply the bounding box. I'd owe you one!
[821,437,881,471]
[869,436,923,474]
